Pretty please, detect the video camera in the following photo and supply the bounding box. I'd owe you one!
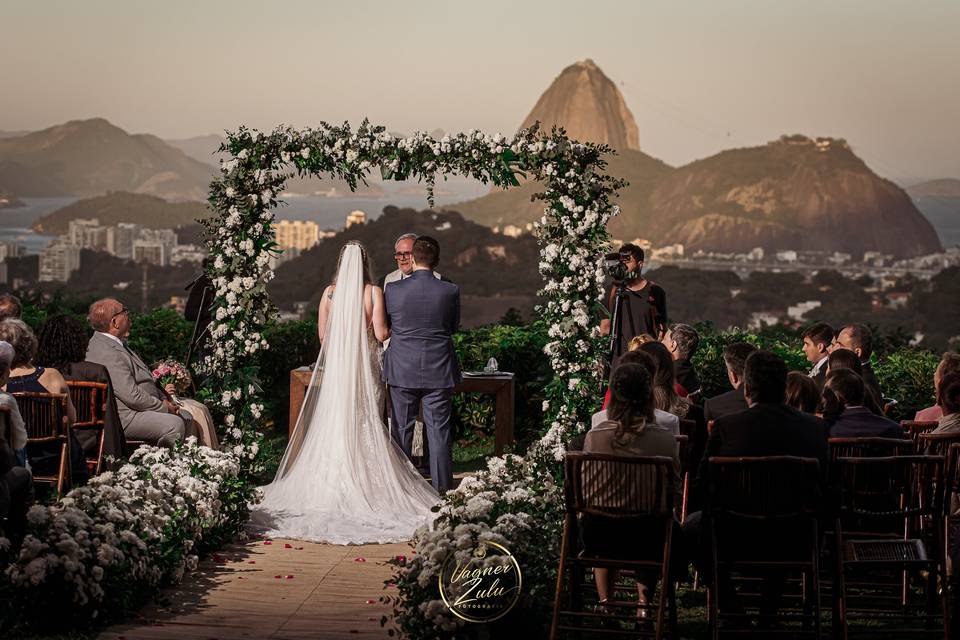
[603,249,633,282]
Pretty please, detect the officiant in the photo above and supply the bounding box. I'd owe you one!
[379,232,452,478]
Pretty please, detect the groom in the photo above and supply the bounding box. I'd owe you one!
[382,236,462,492]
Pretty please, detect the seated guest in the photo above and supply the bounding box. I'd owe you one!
[786,371,820,414]
[801,322,834,389]
[582,363,682,616]
[0,341,28,466]
[704,342,757,423]
[0,438,33,545]
[821,369,902,438]
[0,319,87,485]
[683,351,828,614]
[915,352,960,421]
[929,373,960,434]
[662,323,701,398]
[85,299,193,449]
[832,323,882,402]
[35,314,127,466]
[639,341,691,418]
[827,348,883,414]
[627,334,657,351]
[591,349,679,435]
[0,293,21,322]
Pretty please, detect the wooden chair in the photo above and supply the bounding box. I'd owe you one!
[676,432,692,522]
[66,381,108,476]
[705,456,823,638]
[13,391,71,495]
[829,437,915,460]
[550,452,677,640]
[833,455,950,639]
[902,420,939,447]
[0,404,10,449]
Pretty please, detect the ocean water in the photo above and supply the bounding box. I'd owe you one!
[0,180,490,255]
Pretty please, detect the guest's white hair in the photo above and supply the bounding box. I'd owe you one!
[0,340,14,371]
[394,233,417,248]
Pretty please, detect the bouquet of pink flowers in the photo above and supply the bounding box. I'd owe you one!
[152,359,193,401]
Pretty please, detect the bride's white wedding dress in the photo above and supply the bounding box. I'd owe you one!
[250,244,440,544]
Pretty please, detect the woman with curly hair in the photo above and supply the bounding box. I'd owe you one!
[35,314,126,467]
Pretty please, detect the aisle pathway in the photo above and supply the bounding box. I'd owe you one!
[99,537,410,640]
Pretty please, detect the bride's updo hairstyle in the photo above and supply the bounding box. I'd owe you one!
[333,241,373,286]
[412,236,440,269]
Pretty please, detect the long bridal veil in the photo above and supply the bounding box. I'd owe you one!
[251,242,440,544]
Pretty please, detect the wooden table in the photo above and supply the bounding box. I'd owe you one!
[289,368,516,454]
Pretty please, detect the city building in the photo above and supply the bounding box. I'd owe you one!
[68,218,107,249]
[787,300,822,321]
[132,240,169,266]
[39,241,81,282]
[0,241,23,262]
[345,210,366,228]
[171,244,206,265]
[273,220,320,250]
[106,223,141,259]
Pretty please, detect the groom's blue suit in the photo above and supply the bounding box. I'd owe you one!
[382,269,462,492]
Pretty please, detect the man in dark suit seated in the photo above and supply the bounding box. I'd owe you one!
[832,323,883,403]
[822,369,903,438]
[802,321,834,390]
[704,342,757,424]
[683,350,828,620]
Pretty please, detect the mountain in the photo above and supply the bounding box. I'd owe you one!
[0,118,215,200]
[31,191,211,235]
[165,134,228,166]
[0,130,31,139]
[645,135,942,257]
[269,206,541,326]
[520,59,640,150]
[444,148,673,240]
[907,178,960,198]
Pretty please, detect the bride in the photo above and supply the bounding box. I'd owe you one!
[250,242,440,544]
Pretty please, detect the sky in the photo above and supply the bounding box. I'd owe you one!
[1,0,958,183]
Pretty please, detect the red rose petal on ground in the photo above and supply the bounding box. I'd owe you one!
[285,574,294,579]
[274,575,282,579]
[354,557,366,562]
[263,541,272,545]
[395,555,406,562]
[248,560,256,564]
[296,546,304,550]
[284,543,293,548]
[365,599,376,604]
[237,576,246,580]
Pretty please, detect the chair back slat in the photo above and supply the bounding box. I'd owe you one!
[900,420,938,446]
[919,430,960,457]
[12,392,68,440]
[707,456,821,519]
[0,404,11,448]
[66,381,108,428]
[565,452,674,518]
[829,436,914,460]
[835,455,944,530]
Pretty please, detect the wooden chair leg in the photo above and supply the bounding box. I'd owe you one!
[95,427,106,475]
[56,439,68,495]
[550,520,571,640]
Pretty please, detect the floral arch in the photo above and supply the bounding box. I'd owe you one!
[202,120,626,635]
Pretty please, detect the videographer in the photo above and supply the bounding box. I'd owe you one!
[598,244,667,370]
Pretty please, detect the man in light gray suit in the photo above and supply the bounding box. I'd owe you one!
[85,298,191,448]
[382,236,461,492]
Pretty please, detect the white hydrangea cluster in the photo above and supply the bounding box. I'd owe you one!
[3,438,248,616]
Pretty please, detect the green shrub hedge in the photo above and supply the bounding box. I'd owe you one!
[16,303,949,433]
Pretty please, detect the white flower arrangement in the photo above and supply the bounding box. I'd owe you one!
[1,438,257,626]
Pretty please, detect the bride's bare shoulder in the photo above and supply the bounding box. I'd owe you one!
[323,284,335,300]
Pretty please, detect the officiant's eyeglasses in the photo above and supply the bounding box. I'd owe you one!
[394,251,413,260]
[111,306,130,320]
